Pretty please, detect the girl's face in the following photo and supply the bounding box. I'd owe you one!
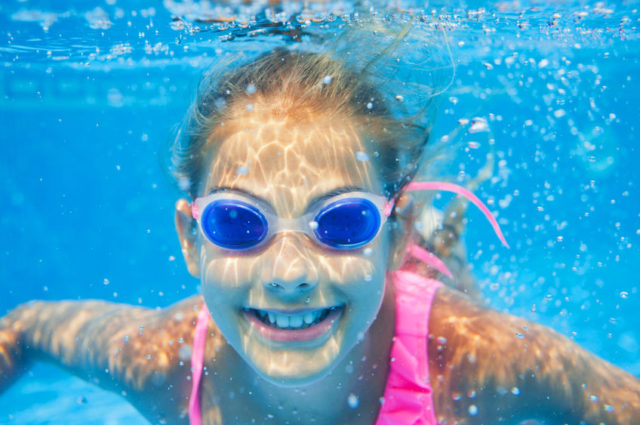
[177,104,400,386]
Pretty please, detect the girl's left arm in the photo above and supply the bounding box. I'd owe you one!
[428,286,640,424]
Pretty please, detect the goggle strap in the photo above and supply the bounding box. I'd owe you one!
[405,181,510,249]
[192,202,201,220]
[383,201,394,217]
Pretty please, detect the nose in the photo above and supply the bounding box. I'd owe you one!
[260,233,319,295]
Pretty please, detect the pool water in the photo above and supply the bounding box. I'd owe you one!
[1,0,639,423]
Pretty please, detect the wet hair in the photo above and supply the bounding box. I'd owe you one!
[172,48,430,199]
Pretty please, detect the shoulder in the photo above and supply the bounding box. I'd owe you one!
[110,296,229,423]
[428,286,536,368]
[429,286,529,336]
[115,295,206,356]
[426,287,540,421]
[108,296,214,390]
[427,286,552,406]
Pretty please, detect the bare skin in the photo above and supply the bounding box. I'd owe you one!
[1,100,639,425]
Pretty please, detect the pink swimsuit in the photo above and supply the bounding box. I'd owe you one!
[188,181,508,425]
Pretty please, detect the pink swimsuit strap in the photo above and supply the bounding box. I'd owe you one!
[189,303,210,425]
[375,270,442,425]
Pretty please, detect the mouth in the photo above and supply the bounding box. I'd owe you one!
[243,306,343,342]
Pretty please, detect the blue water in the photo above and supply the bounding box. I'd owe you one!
[1,0,639,423]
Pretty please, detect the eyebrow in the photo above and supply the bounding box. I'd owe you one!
[304,186,367,212]
[207,185,365,211]
[208,186,263,201]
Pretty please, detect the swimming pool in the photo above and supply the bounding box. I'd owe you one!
[1,0,639,423]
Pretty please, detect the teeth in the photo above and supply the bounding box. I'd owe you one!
[276,314,289,328]
[252,308,336,330]
[289,315,303,328]
[303,312,314,324]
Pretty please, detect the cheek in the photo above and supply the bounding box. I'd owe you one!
[314,255,371,283]
[200,247,258,296]
[203,258,244,286]
[323,248,390,292]
[328,228,392,284]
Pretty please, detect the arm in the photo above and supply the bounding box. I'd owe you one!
[428,286,640,424]
[0,318,24,390]
[0,296,215,424]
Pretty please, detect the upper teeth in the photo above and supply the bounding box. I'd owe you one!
[252,309,329,330]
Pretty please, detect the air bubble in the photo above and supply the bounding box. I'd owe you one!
[178,345,192,361]
[178,177,190,192]
[347,393,359,409]
[107,88,124,107]
[214,97,227,110]
[469,117,489,133]
[355,151,370,162]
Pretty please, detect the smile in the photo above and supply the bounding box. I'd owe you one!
[243,306,343,342]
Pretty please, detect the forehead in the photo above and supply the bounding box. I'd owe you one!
[202,107,381,214]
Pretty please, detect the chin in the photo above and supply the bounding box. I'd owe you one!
[240,329,349,388]
[253,363,335,388]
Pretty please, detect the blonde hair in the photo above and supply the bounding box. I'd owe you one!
[172,47,430,199]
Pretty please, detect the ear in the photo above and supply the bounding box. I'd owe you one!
[175,199,201,278]
[387,193,415,271]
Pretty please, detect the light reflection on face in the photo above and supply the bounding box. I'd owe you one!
[197,103,394,386]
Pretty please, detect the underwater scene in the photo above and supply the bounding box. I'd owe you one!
[1,0,639,424]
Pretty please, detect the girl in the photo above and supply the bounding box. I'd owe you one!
[1,48,639,425]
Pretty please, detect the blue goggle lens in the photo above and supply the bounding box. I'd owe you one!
[314,198,381,249]
[201,200,268,250]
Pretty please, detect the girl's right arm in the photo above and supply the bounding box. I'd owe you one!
[0,297,209,423]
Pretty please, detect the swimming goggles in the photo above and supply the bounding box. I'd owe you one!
[191,190,394,251]
[191,182,510,253]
